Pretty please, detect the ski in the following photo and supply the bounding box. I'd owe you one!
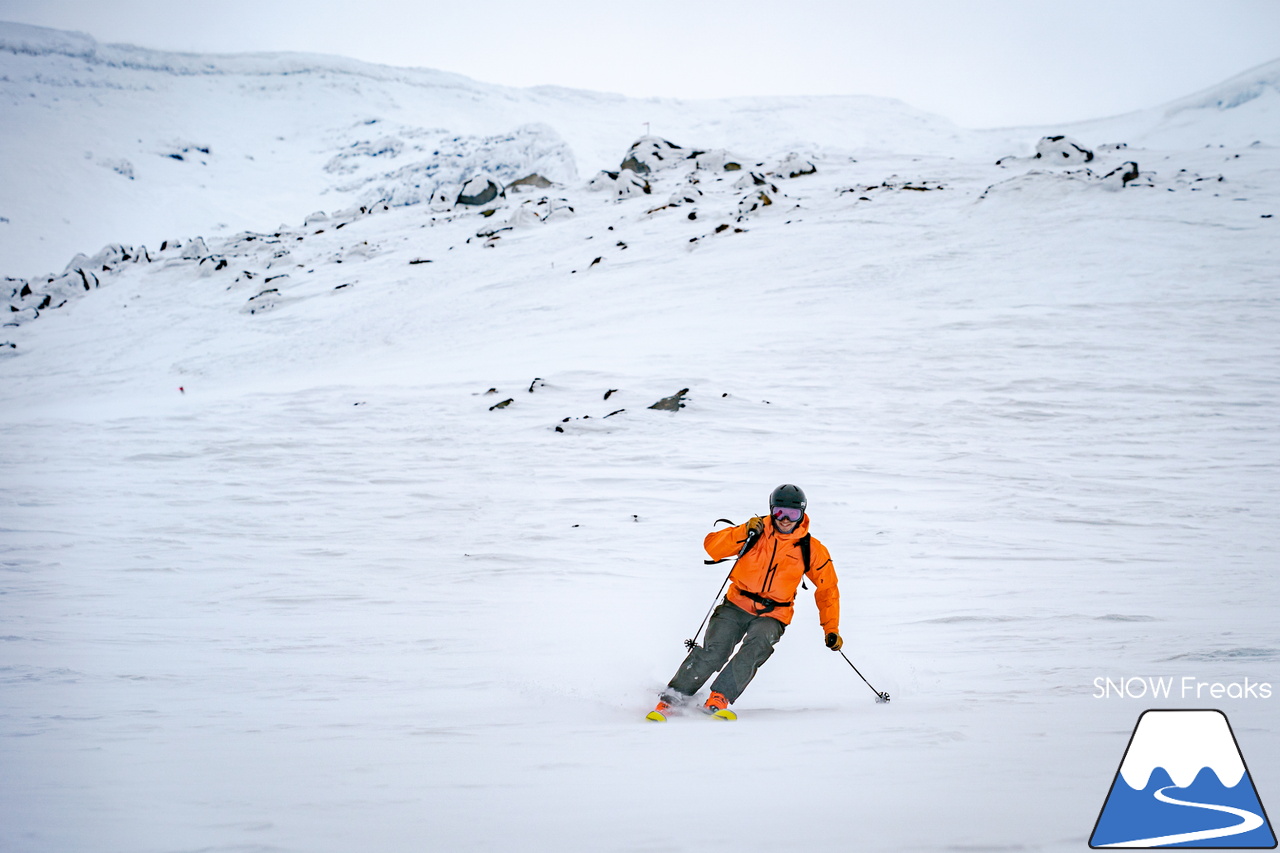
[644,705,737,722]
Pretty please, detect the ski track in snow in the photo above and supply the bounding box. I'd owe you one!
[2,23,1280,853]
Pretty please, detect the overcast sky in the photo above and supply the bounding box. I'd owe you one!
[2,0,1278,127]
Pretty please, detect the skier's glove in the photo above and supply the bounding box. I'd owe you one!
[745,516,765,538]
[825,632,843,651]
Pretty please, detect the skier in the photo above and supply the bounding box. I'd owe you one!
[648,484,841,721]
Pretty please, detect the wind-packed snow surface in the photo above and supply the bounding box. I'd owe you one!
[2,22,1280,853]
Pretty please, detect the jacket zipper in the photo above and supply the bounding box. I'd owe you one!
[761,540,780,594]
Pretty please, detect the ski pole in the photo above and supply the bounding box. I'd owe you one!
[838,649,891,703]
[684,525,761,651]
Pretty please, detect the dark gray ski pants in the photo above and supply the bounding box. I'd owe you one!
[668,600,785,704]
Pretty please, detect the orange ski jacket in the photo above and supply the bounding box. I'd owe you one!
[704,515,839,634]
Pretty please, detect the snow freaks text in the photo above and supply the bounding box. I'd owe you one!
[1093,676,1273,700]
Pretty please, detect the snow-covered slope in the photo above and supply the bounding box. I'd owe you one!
[2,22,1279,853]
[1032,57,1280,153]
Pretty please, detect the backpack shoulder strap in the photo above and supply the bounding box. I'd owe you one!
[799,534,812,574]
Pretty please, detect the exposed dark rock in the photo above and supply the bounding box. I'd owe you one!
[775,155,816,178]
[457,175,504,207]
[649,388,689,412]
[1103,161,1141,187]
[588,169,651,198]
[621,137,686,173]
[1034,135,1094,164]
[507,173,554,192]
[738,190,773,217]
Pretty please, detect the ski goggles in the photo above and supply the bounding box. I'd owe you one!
[771,506,803,523]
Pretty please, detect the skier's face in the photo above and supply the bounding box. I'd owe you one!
[771,506,801,533]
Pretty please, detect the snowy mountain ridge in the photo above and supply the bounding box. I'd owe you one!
[0,20,484,88]
[1161,57,1280,114]
[3,22,1277,285]
[3,22,1276,328]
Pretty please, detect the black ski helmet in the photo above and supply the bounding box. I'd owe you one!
[769,484,807,514]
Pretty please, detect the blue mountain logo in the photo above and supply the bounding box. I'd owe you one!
[1091,710,1276,848]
